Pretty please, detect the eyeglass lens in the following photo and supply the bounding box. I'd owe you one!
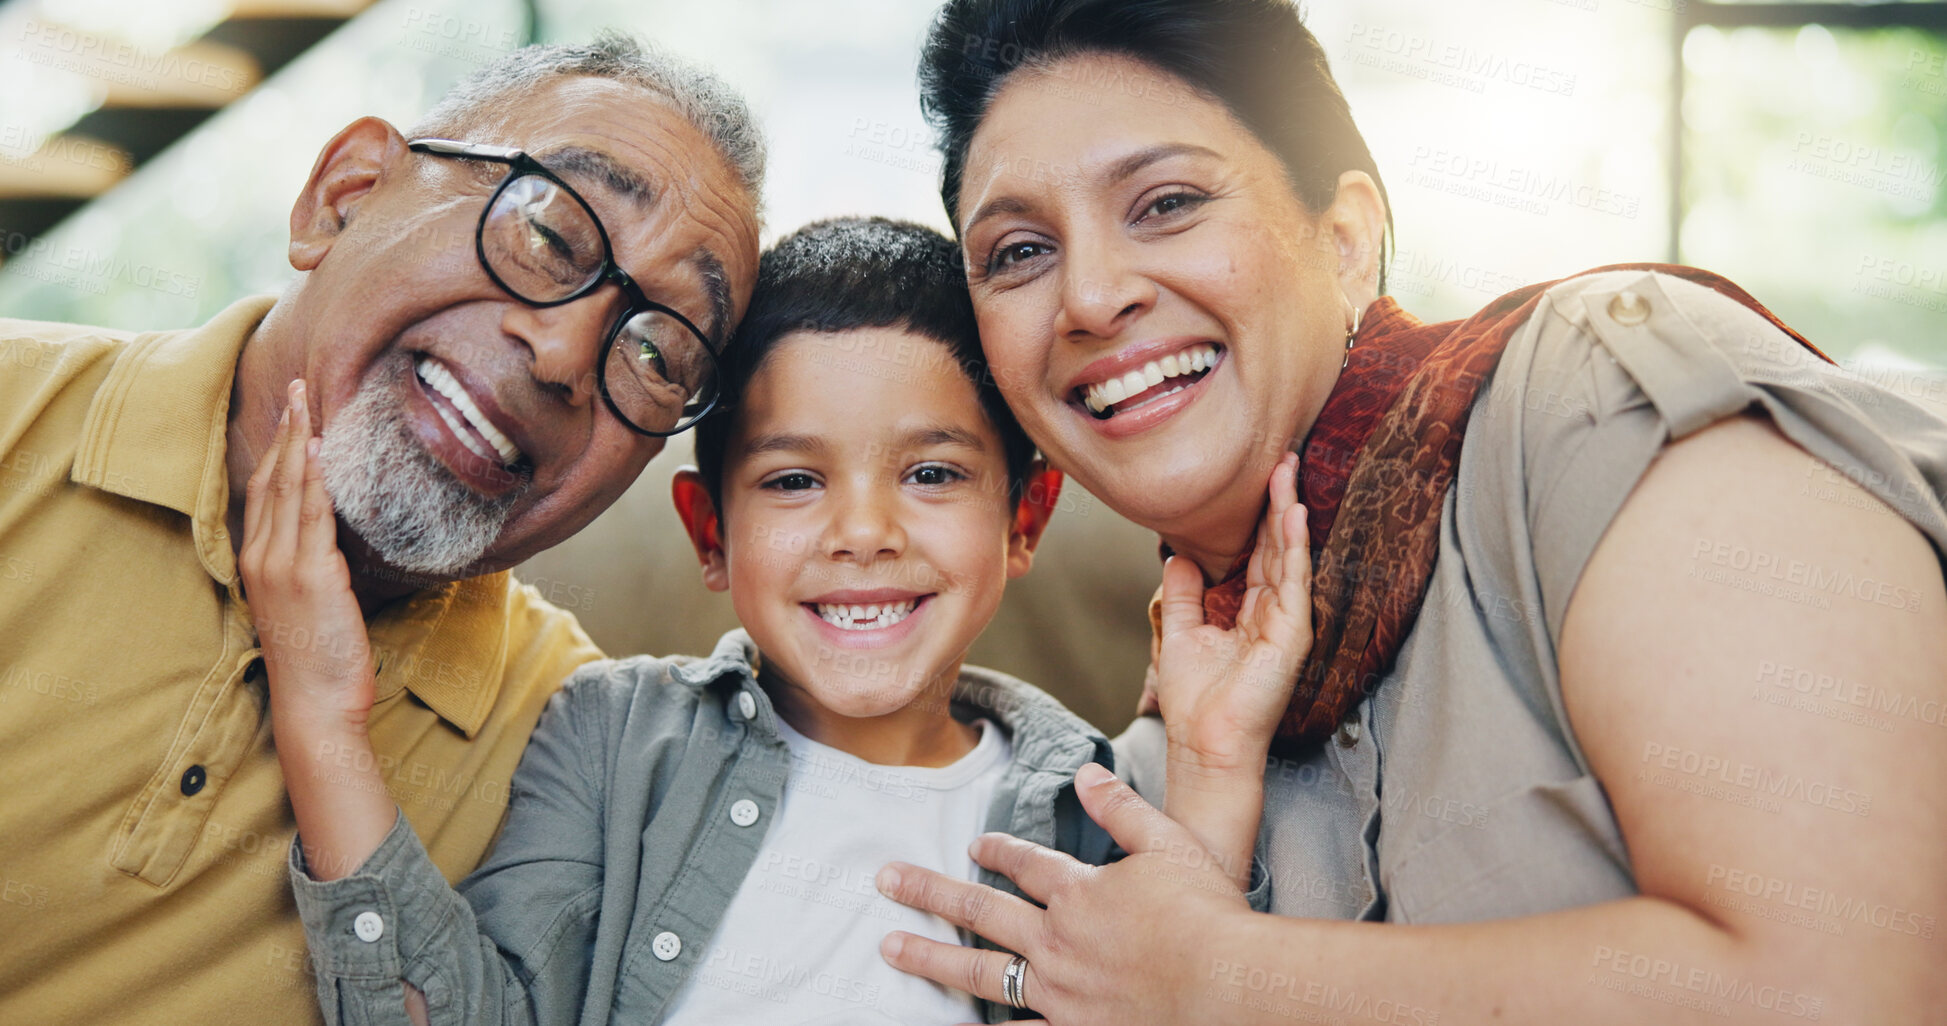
[482,171,717,434]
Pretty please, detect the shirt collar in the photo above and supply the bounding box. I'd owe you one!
[71,295,274,586]
[676,629,1110,773]
[69,295,514,737]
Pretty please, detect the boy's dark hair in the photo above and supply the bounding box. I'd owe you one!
[692,216,1037,516]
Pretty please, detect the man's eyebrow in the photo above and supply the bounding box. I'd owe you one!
[963,142,1222,234]
[692,247,730,345]
[741,432,826,460]
[538,145,657,210]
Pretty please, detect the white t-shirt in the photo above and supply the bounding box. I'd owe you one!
[660,716,1013,1025]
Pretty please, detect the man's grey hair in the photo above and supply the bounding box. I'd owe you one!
[411,31,765,198]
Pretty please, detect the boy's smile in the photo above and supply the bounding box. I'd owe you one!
[677,327,1048,765]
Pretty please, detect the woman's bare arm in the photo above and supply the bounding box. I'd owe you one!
[876,415,1947,1024]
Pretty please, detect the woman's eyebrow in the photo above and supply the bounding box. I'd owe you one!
[1101,142,1223,186]
[963,141,1224,234]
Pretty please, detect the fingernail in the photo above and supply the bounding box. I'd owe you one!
[307,438,321,459]
[882,933,905,960]
[876,865,902,895]
[1077,762,1112,788]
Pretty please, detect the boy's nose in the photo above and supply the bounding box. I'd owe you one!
[824,488,906,563]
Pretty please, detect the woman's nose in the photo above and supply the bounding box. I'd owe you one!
[500,289,622,406]
[1053,237,1156,341]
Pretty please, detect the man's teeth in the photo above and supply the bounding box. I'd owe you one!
[814,599,919,631]
[416,358,522,466]
[1082,344,1218,414]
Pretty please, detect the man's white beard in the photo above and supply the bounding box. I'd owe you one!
[318,358,522,578]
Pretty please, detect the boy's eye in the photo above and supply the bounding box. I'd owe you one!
[763,471,818,492]
[907,463,965,487]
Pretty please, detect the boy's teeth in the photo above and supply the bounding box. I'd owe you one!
[1082,344,1218,414]
[415,357,522,466]
[815,598,919,631]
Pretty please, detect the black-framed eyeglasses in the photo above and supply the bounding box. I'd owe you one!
[407,137,720,437]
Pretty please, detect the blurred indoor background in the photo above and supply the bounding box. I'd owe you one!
[1,0,1941,731]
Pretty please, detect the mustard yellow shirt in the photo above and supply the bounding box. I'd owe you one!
[0,297,603,1025]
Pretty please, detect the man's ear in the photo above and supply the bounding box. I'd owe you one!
[1005,460,1062,580]
[672,467,730,592]
[289,116,409,272]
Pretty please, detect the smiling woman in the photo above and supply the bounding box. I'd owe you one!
[869,1,1947,1023]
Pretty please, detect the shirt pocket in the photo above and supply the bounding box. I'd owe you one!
[1383,775,1637,924]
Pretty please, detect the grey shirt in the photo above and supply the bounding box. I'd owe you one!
[289,629,1117,1025]
[1119,268,1947,922]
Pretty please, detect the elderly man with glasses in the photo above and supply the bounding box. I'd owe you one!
[0,34,762,1026]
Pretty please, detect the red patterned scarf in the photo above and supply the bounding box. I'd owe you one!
[1178,264,1823,750]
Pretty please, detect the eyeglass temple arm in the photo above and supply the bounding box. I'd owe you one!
[407,138,526,163]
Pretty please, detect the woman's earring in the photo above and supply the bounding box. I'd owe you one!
[1341,301,1362,370]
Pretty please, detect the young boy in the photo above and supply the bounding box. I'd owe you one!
[242,218,1310,1025]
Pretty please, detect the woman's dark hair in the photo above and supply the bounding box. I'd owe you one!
[692,216,1037,514]
[919,0,1392,289]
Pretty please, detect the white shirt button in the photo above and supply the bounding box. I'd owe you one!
[651,930,682,961]
[736,690,757,720]
[729,798,760,827]
[353,911,384,943]
[1607,290,1651,327]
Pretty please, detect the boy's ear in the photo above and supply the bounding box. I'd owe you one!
[1005,460,1062,580]
[672,468,730,592]
[289,116,407,272]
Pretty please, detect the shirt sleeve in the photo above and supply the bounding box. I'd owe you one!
[288,674,613,1026]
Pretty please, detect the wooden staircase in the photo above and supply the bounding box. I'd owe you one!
[0,0,380,268]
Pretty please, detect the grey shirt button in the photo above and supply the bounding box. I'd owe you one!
[652,930,682,961]
[736,690,757,720]
[353,911,384,943]
[729,798,760,827]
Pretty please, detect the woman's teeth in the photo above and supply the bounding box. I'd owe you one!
[1082,344,1218,416]
[416,357,522,466]
[814,599,919,631]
